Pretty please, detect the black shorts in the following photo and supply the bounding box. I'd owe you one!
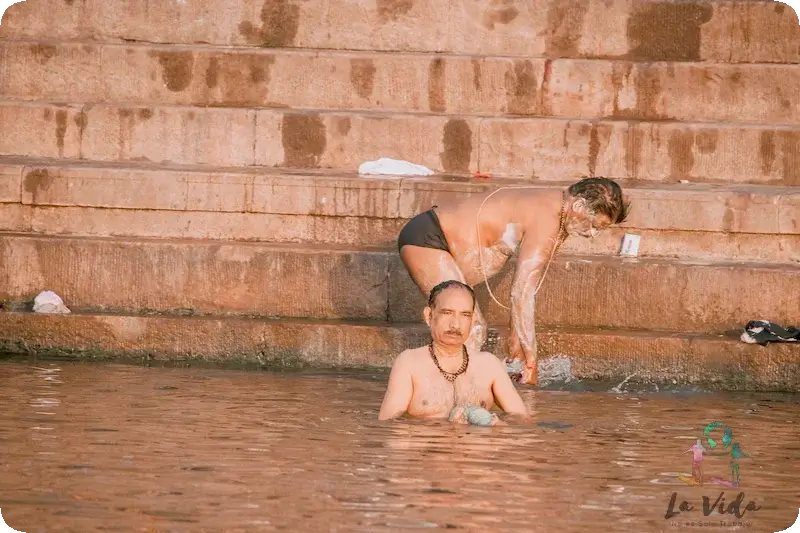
[397,208,450,253]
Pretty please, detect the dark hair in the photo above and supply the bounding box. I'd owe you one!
[568,177,630,224]
[428,280,475,310]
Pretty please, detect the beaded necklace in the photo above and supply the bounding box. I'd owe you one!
[428,342,469,382]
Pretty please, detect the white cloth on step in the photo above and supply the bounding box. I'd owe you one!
[33,290,71,314]
[358,158,434,176]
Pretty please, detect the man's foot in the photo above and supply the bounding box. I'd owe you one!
[505,357,538,386]
[520,364,538,386]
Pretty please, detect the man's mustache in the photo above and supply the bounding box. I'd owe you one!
[445,329,462,335]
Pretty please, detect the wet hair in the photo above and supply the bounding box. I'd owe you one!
[568,177,630,224]
[428,280,476,310]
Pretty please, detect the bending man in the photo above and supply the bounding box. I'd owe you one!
[378,280,529,422]
[396,177,630,386]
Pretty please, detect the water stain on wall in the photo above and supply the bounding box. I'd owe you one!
[760,131,777,175]
[74,109,88,157]
[757,130,800,185]
[695,130,718,155]
[240,0,301,48]
[543,0,590,57]
[471,60,482,91]
[282,114,326,167]
[778,131,800,186]
[627,3,713,61]
[668,130,695,179]
[623,126,644,178]
[440,119,472,173]
[377,0,414,23]
[336,117,351,136]
[587,123,600,176]
[23,169,54,202]
[153,51,194,92]
[29,44,57,64]
[55,110,68,156]
[505,59,537,115]
[203,54,275,105]
[483,0,519,30]
[428,58,446,112]
[607,63,670,121]
[350,59,376,99]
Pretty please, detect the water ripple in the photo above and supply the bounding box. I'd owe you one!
[0,362,797,533]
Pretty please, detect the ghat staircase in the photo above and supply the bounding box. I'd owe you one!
[0,0,798,390]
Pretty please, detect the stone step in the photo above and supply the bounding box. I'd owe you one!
[0,158,798,263]
[2,103,799,184]
[5,158,799,233]
[3,203,798,264]
[1,0,797,63]
[2,204,798,265]
[0,233,797,334]
[0,310,796,392]
[2,41,799,124]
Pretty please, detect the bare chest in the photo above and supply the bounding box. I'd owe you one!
[407,368,495,418]
[451,222,521,285]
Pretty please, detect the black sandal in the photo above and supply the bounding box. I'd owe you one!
[741,320,800,345]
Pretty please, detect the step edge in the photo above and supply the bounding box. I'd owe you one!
[3,99,800,129]
[1,230,798,270]
[3,156,798,194]
[3,38,800,66]
[0,308,759,341]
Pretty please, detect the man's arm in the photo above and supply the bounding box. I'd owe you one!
[489,354,530,418]
[377,351,414,420]
[509,233,555,385]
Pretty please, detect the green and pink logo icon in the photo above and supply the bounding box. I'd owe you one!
[680,422,749,488]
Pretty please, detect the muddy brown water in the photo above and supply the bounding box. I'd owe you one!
[0,361,798,533]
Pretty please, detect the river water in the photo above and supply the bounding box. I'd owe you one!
[0,361,798,533]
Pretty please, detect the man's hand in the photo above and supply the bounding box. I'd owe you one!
[505,331,538,385]
[507,332,538,385]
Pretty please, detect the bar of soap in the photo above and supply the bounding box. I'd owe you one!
[450,405,495,426]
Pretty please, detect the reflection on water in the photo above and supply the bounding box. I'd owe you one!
[0,361,798,532]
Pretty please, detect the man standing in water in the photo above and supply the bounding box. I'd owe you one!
[378,280,530,422]
[396,177,629,386]
[687,439,707,486]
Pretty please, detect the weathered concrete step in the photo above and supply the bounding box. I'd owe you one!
[3,42,799,124]
[0,233,797,334]
[4,159,799,228]
[2,204,798,265]
[2,103,799,184]
[1,0,797,63]
[390,253,800,334]
[0,311,796,392]
[2,157,798,235]
[0,233,391,321]
[1,159,797,263]
[0,203,405,250]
